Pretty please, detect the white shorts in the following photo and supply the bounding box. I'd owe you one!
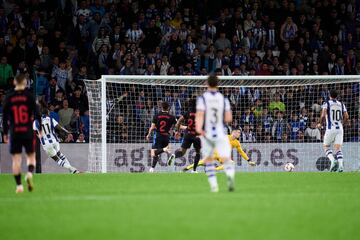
[323,129,343,146]
[200,136,231,160]
[42,142,60,157]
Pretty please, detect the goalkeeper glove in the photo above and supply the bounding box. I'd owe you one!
[248,160,256,166]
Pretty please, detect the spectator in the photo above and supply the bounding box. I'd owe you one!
[269,94,286,113]
[241,124,256,143]
[214,32,231,51]
[288,112,302,142]
[51,61,72,92]
[126,22,145,44]
[76,133,86,143]
[305,121,321,142]
[272,111,287,142]
[113,115,128,143]
[58,99,74,128]
[280,16,298,43]
[0,56,13,89]
[69,87,88,114]
[70,108,81,135]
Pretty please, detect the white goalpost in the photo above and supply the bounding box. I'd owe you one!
[84,75,360,173]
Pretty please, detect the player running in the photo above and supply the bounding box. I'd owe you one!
[167,98,201,172]
[183,128,256,171]
[146,101,176,173]
[2,74,40,193]
[33,108,79,174]
[317,89,349,172]
[196,75,234,192]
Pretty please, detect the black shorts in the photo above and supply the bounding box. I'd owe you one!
[152,133,169,149]
[181,134,201,150]
[9,137,36,154]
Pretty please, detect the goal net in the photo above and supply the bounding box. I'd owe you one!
[84,76,360,173]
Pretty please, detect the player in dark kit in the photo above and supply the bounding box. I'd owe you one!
[167,99,201,173]
[146,102,176,172]
[2,74,40,193]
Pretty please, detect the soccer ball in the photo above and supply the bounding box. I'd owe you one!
[284,163,295,172]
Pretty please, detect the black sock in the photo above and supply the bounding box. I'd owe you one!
[152,156,159,168]
[155,149,164,155]
[28,165,35,173]
[14,174,22,186]
[193,152,201,171]
[175,149,184,158]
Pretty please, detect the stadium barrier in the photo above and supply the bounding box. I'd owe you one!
[1,143,358,173]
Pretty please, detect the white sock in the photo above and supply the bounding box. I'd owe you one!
[224,160,235,179]
[325,149,335,162]
[55,153,76,172]
[205,162,218,189]
[336,151,344,168]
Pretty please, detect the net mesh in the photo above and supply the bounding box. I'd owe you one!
[84,76,360,173]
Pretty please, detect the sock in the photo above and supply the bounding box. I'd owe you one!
[205,162,218,189]
[152,156,159,168]
[54,152,76,173]
[14,174,22,186]
[325,149,335,162]
[185,163,194,170]
[175,149,184,158]
[28,165,35,173]
[155,149,164,155]
[223,160,235,179]
[193,152,200,171]
[215,165,224,171]
[336,150,344,168]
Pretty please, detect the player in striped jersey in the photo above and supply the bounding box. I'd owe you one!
[317,89,349,172]
[196,75,234,192]
[33,108,79,173]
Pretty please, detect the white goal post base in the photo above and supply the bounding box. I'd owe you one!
[84,76,360,173]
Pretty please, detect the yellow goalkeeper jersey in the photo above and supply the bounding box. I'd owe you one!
[213,135,249,163]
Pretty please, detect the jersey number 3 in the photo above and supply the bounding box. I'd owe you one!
[210,108,218,124]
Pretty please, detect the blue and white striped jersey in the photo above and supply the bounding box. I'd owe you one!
[33,116,59,145]
[322,99,347,130]
[196,90,231,140]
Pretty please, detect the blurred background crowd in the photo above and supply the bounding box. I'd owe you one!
[0,0,359,143]
[106,83,359,144]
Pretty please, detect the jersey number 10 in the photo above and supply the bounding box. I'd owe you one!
[331,109,342,121]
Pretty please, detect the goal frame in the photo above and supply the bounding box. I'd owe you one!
[94,75,360,173]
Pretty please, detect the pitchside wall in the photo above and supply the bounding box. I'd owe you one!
[0,143,359,173]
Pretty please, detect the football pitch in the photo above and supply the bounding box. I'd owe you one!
[0,172,359,240]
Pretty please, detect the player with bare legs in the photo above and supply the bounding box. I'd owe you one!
[146,102,176,172]
[318,89,349,172]
[196,75,234,192]
[2,74,40,193]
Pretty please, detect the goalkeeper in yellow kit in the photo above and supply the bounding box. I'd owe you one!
[183,129,256,171]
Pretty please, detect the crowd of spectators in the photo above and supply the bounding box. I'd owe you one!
[0,0,359,143]
[107,83,359,143]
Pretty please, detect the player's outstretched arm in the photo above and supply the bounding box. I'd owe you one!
[55,125,71,134]
[236,141,255,166]
[146,123,156,141]
[317,108,326,129]
[175,116,184,131]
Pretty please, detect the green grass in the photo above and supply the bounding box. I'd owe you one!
[0,172,359,240]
